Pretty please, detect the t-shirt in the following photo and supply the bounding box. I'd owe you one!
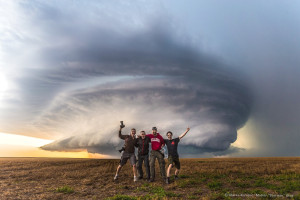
[164,137,180,157]
[146,133,165,151]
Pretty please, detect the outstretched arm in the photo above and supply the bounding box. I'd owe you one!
[179,128,190,140]
[119,126,126,139]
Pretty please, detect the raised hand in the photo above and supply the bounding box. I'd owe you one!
[120,121,125,128]
[179,127,190,139]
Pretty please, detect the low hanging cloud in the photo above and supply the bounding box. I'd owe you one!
[40,74,252,155]
[37,27,253,155]
[0,1,253,156]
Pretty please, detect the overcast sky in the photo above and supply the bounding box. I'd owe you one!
[0,0,299,157]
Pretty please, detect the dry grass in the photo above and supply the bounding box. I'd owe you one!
[0,157,299,199]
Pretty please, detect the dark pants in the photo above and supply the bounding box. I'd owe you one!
[137,154,150,179]
[150,150,166,180]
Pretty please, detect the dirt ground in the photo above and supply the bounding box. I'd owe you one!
[0,157,299,199]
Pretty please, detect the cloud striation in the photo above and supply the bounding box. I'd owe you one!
[0,1,253,157]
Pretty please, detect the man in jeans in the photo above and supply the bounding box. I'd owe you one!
[165,127,190,184]
[135,131,151,181]
[114,125,138,182]
[147,127,166,182]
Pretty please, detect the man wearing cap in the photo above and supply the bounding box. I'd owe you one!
[135,131,151,181]
[146,127,166,182]
[114,125,138,182]
[164,128,190,184]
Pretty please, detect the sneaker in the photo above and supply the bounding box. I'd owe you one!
[174,175,179,180]
[166,177,170,184]
[134,176,138,182]
[114,175,118,181]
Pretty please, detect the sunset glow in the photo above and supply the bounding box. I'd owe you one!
[0,132,105,158]
[0,132,53,147]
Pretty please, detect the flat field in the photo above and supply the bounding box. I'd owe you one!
[0,157,299,200]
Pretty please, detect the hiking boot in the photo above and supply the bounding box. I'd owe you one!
[114,175,118,181]
[166,177,170,184]
[174,175,179,180]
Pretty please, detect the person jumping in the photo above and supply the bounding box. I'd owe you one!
[164,128,190,184]
[114,122,138,182]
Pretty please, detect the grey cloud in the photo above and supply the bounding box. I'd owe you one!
[40,73,252,155]
[41,133,122,156]
[1,1,253,156]
[177,145,245,158]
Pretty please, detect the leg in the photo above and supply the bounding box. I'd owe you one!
[150,151,156,181]
[167,156,174,178]
[165,164,173,184]
[140,156,145,178]
[129,154,137,180]
[175,168,180,176]
[115,153,127,179]
[114,164,122,180]
[157,151,166,179]
[144,154,150,180]
[137,155,143,179]
[114,153,129,180]
[167,164,172,177]
[174,157,181,180]
[133,164,137,177]
[115,164,122,176]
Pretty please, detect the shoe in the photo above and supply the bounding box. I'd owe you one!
[138,176,143,180]
[174,175,179,180]
[149,179,154,182]
[134,176,138,182]
[166,177,170,184]
[114,175,118,181]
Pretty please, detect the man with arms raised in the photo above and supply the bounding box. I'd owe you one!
[114,122,138,182]
[165,128,190,184]
[147,127,166,182]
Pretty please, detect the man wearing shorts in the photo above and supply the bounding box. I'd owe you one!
[114,125,138,182]
[147,127,166,182]
[164,127,190,184]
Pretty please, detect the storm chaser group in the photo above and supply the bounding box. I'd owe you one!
[114,122,190,184]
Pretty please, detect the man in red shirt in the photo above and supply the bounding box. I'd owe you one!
[147,127,166,182]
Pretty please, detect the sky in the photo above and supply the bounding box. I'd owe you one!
[0,0,299,158]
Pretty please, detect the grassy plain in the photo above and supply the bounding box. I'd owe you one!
[0,157,299,199]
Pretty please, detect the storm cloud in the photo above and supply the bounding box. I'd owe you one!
[0,0,253,156]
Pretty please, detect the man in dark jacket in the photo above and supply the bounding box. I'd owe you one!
[135,131,151,181]
[114,125,138,182]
